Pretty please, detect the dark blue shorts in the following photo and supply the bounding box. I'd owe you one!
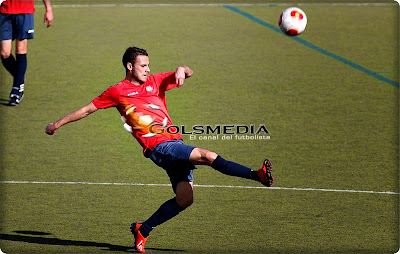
[149,140,196,193]
[0,13,34,41]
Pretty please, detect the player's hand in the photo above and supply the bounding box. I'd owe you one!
[175,67,186,88]
[44,11,53,27]
[45,123,57,135]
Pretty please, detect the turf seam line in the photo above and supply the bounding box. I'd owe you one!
[0,181,398,195]
[222,5,399,88]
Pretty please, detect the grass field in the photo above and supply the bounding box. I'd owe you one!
[0,1,399,253]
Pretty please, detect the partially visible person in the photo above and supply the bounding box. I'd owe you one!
[0,0,53,106]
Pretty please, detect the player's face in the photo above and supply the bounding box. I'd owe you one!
[132,55,150,84]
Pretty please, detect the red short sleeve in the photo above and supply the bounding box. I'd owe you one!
[92,86,119,109]
[154,72,179,92]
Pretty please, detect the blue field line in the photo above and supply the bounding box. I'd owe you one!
[222,5,399,88]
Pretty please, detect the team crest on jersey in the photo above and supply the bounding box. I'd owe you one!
[145,86,153,92]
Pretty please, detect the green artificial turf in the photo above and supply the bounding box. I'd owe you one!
[1,2,398,253]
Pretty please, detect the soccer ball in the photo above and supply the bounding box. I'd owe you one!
[279,7,307,36]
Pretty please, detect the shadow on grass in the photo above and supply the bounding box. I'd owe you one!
[0,231,185,253]
[0,98,11,106]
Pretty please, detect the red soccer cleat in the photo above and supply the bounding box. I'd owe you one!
[257,159,274,187]
[130,222,149,253]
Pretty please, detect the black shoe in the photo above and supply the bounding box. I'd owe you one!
[8,85,24,106]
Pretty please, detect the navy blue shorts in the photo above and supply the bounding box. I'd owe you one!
[149,140,196,193]
[0,13,34,41]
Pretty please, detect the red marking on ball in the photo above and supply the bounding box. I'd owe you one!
[290,10,303,20]
[286,29,299,36]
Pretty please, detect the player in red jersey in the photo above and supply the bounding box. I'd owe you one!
[0,0,53,105]
[45,47,274,253]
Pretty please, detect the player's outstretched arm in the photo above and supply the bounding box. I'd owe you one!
[45,102,98,135]
[175,66,193,87]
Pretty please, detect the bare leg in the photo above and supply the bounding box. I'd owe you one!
[189,147,218,165]
[15,39,28,54]
[175,181,194,208]
[0,39,12,58]
[1,40,16,76]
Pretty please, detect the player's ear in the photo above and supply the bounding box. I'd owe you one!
[127,62,133,71]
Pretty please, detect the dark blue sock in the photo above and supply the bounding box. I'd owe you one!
[13,54,27,89]
[1,54,17,77]
[211,155,252,179]
[140,197,185,238]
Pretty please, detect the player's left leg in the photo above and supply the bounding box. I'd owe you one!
[140,181,193,235]
[131,181,193,253]
[14,39,28,81]
[189,147,274,187]
[8,39,27,106]
[131,140,195,253]
[8,14,33,106]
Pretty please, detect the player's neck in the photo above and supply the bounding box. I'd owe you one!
[125,75,143,86]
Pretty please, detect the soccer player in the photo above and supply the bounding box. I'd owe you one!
[45,47,274,253]
[0,0,53,106]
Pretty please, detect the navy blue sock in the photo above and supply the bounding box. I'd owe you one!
[1,54,17,77]
[211,155,253,179]
[13,54,27,89]
[140,197,185,238]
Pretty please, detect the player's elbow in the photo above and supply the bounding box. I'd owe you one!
[82,103,98,117]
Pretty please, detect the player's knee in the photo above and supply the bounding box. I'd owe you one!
[175,182,194,209]
[15,40,28,54]
[176,196,193,209]
[195,150,218,165]
[190,148,218,165]
[1,51,10,59]
[203,150,218,165]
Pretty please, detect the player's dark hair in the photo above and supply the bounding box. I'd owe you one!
[122,47,148,71]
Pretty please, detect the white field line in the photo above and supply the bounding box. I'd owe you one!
[35,3,398,8]
[0,180,398,195]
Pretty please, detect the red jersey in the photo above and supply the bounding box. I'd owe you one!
[92,72,183,153]
[0,0,35,14]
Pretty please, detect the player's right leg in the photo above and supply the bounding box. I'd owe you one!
[189,147,274,187]
[0,39,16,74]
[0,13,17,76]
